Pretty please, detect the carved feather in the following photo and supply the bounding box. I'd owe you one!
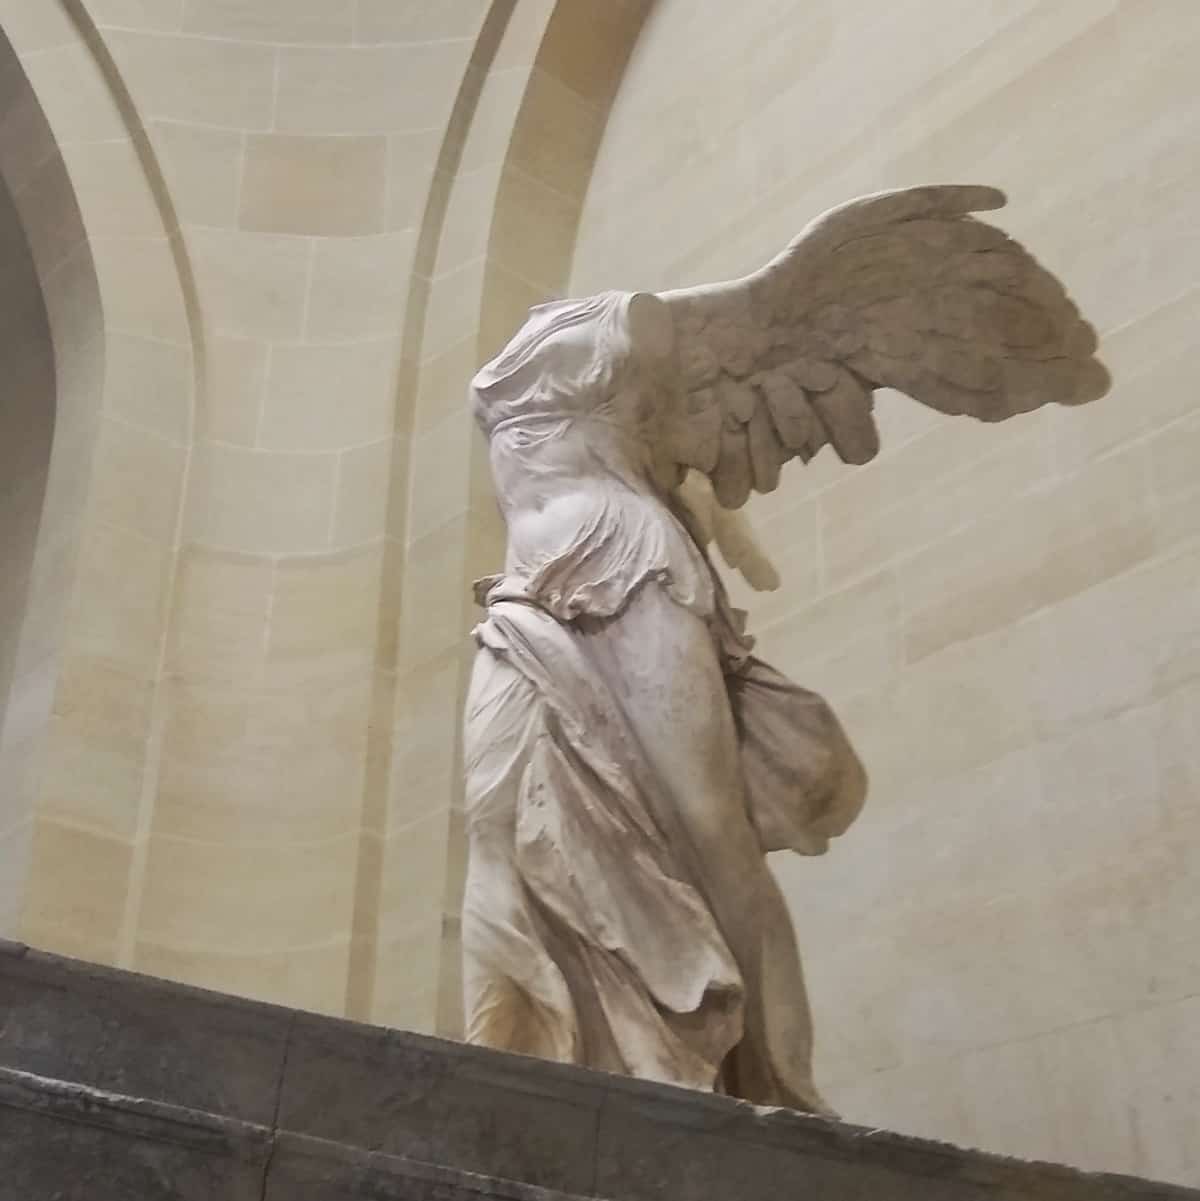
[655,184,1109,510]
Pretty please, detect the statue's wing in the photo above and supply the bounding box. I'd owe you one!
[656,185,1110,509]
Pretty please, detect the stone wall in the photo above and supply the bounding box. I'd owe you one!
[0,0,501,1023]
[570,0,1200,1185]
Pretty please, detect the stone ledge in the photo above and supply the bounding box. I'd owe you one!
[0,1066,593,1201]
[0,1066,270,1201]
[2,939,1198,1201]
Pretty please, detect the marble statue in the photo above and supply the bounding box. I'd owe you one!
[460,186,1109,1112]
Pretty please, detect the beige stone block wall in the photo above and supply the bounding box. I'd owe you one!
[0,0,506,1020]
[0,12,147,967]
[68,0,492,1016]
[571,0,1200,1185]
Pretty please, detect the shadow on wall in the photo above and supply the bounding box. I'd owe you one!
[0,19,106,944]
[0,168,54,737]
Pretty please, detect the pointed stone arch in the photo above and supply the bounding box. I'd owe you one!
[0,2,200,966]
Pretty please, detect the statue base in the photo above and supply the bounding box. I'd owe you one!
[0,940,1193,1201]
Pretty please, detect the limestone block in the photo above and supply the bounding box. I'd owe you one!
[478,259,545,360]
[438,161,505,276]
[414,335,478,434]
[405,406,474,541]
[67,519,172,673]
[89,235,191,345]
[899,448,1154,664]
[239,134,387,237]
[370,914,442,1030]
[104,30,275,130]
[60,140,162,240]
[10,533,79,682]
[754,567,901,703]
[1148,412,1200,515]
[421,257,487,363]
[386,128,443,231]
[389,651,462,830]
[397,516,469,672]
[10,150,87,278]
[152,121,244,229]
[134,939,353,1016]
[1117,994,1200,1186]
[200,336,267,446]
[1035,1020,1139,1176]
[137,834,358,956]
[0,79,59,197]
[537,1,651,107]
[506,69,604,201]
[266,547,382,679]
[273,43,469,135]
[39,656,153,839]
[1050,287,1199,472]
[456,68,531,178]
[0,822,32,934]
[332,438,393,547]
[490,163,580,292]
[378,813,451,942]
[21,820,131,955]
[187,228,311,341]
[103,332,192,445]
[1029,549,1199,736]
[354,0,489,45]
[259,338,397,452]
[38,243,104,364]
[181,0,354,44]
[88,416,186,545]
[306,232,416,341]
[86,0,185,32]
[17,42,126,141]
[167,547,271,685]
[185,443,337,554]
[959,1038,1061,1165]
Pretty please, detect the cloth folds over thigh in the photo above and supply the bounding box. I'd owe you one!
[461,591,867,1094]
[462,598,743,1089]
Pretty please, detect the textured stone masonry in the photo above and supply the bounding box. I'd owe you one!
[2,940,1199,1200]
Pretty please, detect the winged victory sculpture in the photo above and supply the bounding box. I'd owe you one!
[460,186,1110,1112]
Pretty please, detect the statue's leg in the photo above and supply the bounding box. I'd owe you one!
[581,584,829,1111]
[462,645,578,1062]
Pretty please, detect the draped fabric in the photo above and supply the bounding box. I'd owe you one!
[462,584,865,1101]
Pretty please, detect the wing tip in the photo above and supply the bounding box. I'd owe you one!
[963,184,1008,212]
[1070,357,1113,405]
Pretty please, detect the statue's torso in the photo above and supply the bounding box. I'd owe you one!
[482,411,716,622]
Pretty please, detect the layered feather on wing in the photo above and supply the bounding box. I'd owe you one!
[656,185,1110,509]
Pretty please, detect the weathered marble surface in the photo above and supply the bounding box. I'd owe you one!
[4,940,1197,1201]
[462,185,1109,1109]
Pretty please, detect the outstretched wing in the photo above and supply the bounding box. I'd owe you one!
[656,185,1110,509]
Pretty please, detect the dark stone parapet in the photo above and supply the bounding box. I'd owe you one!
[1,939,1196,1200]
